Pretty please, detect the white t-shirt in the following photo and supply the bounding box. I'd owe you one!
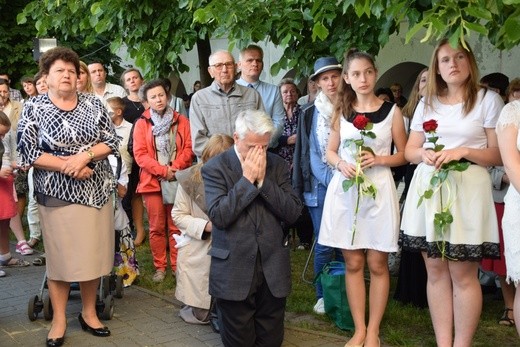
[411,89,504,150]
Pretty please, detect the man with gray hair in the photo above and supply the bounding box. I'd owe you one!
[237,44,284,147]
[202,110,302,347]
[190,50,264,159]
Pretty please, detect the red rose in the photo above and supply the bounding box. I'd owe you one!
[423,119,438,133]
[352,114,369,130]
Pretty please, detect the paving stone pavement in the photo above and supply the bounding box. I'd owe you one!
[0,246,350,347]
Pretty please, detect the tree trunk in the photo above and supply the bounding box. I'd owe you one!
[196,35,212,88]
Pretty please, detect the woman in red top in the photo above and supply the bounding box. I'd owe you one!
[132,79,194,282]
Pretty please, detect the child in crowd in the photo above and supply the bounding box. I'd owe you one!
[318,48,407,347]
[108,154,139,287]
[0,111,29,276]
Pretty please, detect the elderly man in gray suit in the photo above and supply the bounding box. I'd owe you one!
[202,109,302,347]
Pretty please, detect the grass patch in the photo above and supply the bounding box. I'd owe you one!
[135,241,519,345]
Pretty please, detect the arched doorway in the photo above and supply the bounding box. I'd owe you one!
[376,62,427,99]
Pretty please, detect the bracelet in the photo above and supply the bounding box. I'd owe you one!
[334,159,344,170]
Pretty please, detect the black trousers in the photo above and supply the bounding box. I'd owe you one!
[217,254,286,347]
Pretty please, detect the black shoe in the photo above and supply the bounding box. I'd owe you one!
[46,336,64,347]
[78,313,111,337]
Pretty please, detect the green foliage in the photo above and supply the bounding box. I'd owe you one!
[406,0,520,50]
[17,0,201,78]
[13,0,520,80]
[190,0,397,78]
[0,0,39,88]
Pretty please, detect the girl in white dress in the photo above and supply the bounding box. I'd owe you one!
[401,39,503,347]
[319,49,407,347]
[496,99,520,337]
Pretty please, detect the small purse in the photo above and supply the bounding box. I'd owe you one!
[157,123,179,204]
[160,180,178,204]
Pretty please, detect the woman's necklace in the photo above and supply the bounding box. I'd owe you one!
[130,100,142,111]
[127,94,143,110]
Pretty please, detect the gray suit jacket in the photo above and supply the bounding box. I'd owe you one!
[202,148,302,301]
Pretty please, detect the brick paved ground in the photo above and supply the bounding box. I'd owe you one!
[0,245,349,347]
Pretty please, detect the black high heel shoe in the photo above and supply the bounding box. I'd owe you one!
[78,313,111,337]
[46,336,65,347]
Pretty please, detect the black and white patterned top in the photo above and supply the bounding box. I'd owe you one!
[17,93,120,208]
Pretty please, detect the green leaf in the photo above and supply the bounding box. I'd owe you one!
[504,15,520,41]
[365,131,376,139]
[434,144,445,151]
[437,170,449,182]
[424,189,433,199]
[343,178,355,192]
[312,22,329,41]
[420,22,433,43]
[465,7,492,21]
[405,22,426,43]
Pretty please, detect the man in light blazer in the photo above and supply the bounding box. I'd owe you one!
[202,109,302,347]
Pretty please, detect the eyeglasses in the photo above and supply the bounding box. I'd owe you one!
[210,62,235,70]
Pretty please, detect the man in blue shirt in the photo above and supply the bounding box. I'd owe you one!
[237,45,284,148]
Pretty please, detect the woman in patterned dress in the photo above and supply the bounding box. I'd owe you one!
[17,47,119,346]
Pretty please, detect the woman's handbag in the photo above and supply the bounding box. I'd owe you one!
[160,180,178,204]
[315,261,354,331]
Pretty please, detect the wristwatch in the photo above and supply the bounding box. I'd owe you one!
[86,150,95,161]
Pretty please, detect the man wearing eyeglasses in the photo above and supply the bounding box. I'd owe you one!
[236,45,284,148]
[190,50,265,159]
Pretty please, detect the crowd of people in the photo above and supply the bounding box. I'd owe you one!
[1,38,520,347]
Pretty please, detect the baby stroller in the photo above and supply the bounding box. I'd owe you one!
[27,270,122,322]
[27,156,136,322]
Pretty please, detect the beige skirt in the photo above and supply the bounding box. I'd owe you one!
[38,200,114,282]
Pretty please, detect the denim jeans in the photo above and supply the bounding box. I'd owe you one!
[308,184,343,299]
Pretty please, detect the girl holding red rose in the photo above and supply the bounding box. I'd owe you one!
[400,39,504,347]
[319,48,407,347]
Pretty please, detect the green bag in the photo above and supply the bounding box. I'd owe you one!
[316,261,354,331]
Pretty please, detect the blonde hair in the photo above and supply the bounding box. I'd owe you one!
[79,61,94,93]
[424,38,480,115]
[192,134,234,183]
[507,78,520,101]
[402,68,428,119]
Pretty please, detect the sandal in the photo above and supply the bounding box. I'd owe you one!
[499,308,515,326]
[32,257,46,266]
[0,257,30,267]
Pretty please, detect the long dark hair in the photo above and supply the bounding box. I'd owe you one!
[331,48,377,130]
